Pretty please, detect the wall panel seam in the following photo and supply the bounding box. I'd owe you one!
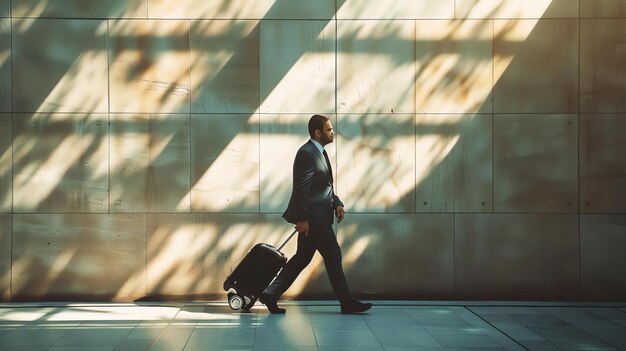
[10,6,13,301]
[107,19,111,215]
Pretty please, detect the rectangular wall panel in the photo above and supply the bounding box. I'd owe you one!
[580,115,626,213]
[337,20,416,114]
[415,20,493,114]
[0,0,7,17]
[148,0,335,20]
[338,0,454,19]
[493,19,579,113]
[337,114,416,212]
[11,0,147,18]
[0,215,10,301]
[581,215,626,300]
[110,114,191,213]
[456,0,579,19]
[0,115,10,212]
[12,19,109,113]
[191,114,260,213]
[494,114,578,213]
[580,19,626,113]
[581,0,626,18]
[337,214,454,298]
[191,20,260,114]
[260,20,335,114]
[415,114,492,213]
[12,214,146,301]
[0,19,10,111]
[455,214,580,300]
[109,20,190,113]
[13,113,109,213]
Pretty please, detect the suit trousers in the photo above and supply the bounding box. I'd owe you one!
[264,223,350,302]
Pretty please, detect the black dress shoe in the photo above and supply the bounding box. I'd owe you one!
[259,293,286,314]
[340,299,372,314]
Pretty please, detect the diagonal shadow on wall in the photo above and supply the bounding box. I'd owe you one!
[0,0,589,302]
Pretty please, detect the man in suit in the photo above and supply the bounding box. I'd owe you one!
[259,114,372,314]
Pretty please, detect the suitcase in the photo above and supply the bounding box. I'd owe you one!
[223,230,298,311]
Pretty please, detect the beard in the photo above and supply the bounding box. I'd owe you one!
[321,134,333,145]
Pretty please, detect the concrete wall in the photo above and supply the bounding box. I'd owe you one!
[1,0,625,302]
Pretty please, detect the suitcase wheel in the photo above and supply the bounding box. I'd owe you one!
[242,296,257,311]
[228,293,244,310]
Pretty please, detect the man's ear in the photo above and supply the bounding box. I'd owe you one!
[314,129,321,139]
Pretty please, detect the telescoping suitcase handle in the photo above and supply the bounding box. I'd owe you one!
[277,230,298,251]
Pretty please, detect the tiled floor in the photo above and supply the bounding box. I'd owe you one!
[1,301,626,350]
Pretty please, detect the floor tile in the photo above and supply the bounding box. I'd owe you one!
[318,347,383,351]
[149,326,195,351]
[530,327,618,350]
[254,347,317,351]
[363,312,419,327]
[113,338,155,351]
[517,340,562,350]
[309,312,369,330]
[370,326,441,347]
[0,327,72,347]
[188,325,255,347]
[314,329,381,347]
[254,324,316,346]
[423,326,504,348]
[52,327,133,347]
[48,347,115,351]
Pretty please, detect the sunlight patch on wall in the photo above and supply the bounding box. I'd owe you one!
[0,145,10,209]
[337,20,416,113]
[343,234,371,267]
[259,20,336,114]
[415,19,493,113]
[13,114,108,212]
[32,21,109,113]
[190,133,259,212]
[415,117,464,186]
[10,0,49,19]
[148,0,263,19]
[146,218,293,296]
[109,20,191,113]
[337,114,416,212]
[494,19,540,84]
[456,0,564,19]
[148,223,219,294]
[337,0,454,20]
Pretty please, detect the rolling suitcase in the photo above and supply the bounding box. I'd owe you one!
[223,230,298,311]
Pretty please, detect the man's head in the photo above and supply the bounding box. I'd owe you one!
[308,114,334,146]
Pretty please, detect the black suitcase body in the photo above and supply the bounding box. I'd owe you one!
[223,231,297,310]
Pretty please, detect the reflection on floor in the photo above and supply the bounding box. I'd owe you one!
[1,301,626,350]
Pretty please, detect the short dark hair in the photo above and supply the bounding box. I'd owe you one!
[308,114,330,138]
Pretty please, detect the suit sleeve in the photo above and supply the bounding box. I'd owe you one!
[293,149,315,222]
[333,194,344,209]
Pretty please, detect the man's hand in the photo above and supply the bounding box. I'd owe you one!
[335,206,345,224]
[295,221,309,236]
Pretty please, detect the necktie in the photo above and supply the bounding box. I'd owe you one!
[322,149,334,183]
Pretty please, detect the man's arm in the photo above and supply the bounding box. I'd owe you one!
[293,150,315,230]
[333,194,345,223]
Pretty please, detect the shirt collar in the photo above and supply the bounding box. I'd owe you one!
[310,139,325,154]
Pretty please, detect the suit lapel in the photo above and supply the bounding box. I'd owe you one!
[307,141,333,182]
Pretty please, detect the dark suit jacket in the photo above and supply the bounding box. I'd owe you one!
[283,140,344,225]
